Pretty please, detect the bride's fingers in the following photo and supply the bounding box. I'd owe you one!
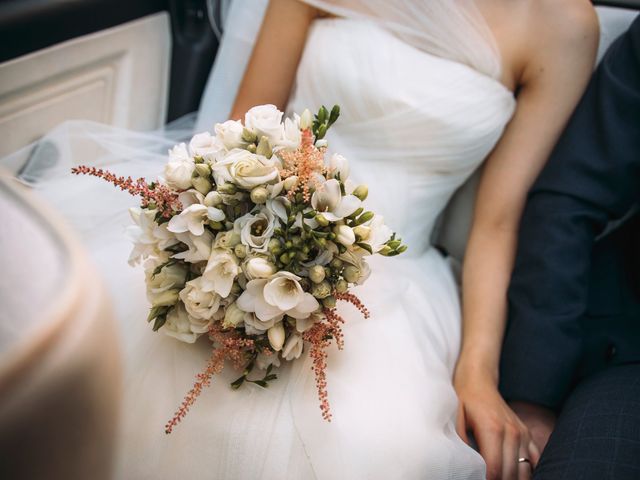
[455,403,469,444]
[528,440,541,468]
[476,427,504,480]
[502,425,520,480]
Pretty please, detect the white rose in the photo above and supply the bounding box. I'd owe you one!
[201,248,240,297]
[215,149,279,189]
[213,230,241,250]
[214,120,247,150]
[243,312,278,334]
[329,153,350,181]
[234,208,276,253]
[163,304,199,343]
[244,257,277,280]
[311,178,361,222]
[167,204,225,236]
[164,143,195,190]
[189,131,224,161]
[282,332,304,361]
[179,277,222,326]
[172,230,214,263]
[236,271,320,322]
[146,263,187,307]
[244,104,284,144]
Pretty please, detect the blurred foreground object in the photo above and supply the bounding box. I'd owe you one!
[0,173,121,479]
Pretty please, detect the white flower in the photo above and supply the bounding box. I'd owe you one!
[278,116,301,150]
[164,143,195,190]
[256,351,281,370]
[311,178,361,222]
[243,312,278,334]
[189,131,224,161]
[244,104,284,144]
[146,263,187,307]
[329,153,350,181]
[282,332,304,361]
[268,323,286,351]
[127,208,177,266]
[294,311,322,333]
[244,257,277,280]
[223,302,245,328]
[172,230,214,263]
[214,120,247,150]
[213,231,241,250]
[236,271,319,322]
[334,225,356,246]
[201,248,240,297]
[235,208,276,253]
[299,109,313,130]
[179,277,222,325]
[339,249,371,285]
[361,215,393,253]
[178,189,204,208]
[167,204,225,236]
[163,304,199,343]
[215,149,280,189]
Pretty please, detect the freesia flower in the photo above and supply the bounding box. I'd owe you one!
[329,153,350,181]
[127,207,177,265]
[168,204,225,236]
[268,323,286,351]
[311,179,361,222]
[243,257,277,280]
[173,230,214,263]
[283,333,304,361]
[236,271,319,322]
[201,248,240,297]
[360,215,393,253]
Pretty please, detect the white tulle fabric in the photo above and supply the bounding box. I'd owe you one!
[1,2,517,478]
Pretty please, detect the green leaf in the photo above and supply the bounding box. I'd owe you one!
[329,105,340,125]
[356,242,373,254]
[250,380,268,388]
[230,376,246,390]
[264,374,278,382]
[152,313,167,331]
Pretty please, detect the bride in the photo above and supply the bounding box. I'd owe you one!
[6,0,598,478]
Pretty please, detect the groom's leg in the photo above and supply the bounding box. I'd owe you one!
[533,363,640,479]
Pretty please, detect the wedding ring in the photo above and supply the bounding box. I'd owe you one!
[518,457,532,466]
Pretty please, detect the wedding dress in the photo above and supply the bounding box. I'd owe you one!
[2,1,516,478]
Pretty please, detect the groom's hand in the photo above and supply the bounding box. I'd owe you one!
[508,401,556,455]
[454,368,541,480]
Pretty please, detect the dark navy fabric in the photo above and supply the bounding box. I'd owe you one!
[499,16,640,410]
[533,363,640,480]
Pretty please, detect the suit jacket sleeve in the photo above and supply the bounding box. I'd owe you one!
[499,17,640,409]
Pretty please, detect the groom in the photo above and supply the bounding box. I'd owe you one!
[499,15,640,479]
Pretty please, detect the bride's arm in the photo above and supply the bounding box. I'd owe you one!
[454,3,599,479]
[229,0,320,120]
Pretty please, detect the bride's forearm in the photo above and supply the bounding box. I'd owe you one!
[457,225,518,384]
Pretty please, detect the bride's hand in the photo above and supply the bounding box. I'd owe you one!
[454,363,540,480]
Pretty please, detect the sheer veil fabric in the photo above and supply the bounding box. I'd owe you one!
[2,1,519,479]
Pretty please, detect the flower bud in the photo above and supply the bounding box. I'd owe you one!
[204,191,223,207]
[334,225,356,246]
[397,245,408,254]
[329,153,350,181]
[234,244,247,259]
[223,302,245,328]
[192,176,212,195]
[322,295,337,308]
[330,258,343,269]
[268,238,282,255]
[378,245,393,256]
[355,211,374,225]
[268,323,286,351]
[343,265,360,283]
[311,280,332,299]
[256,136,273,158]
[246,143,257,154]
[283,176,298,191]
[315,214,330,227]
[315,139,328,148]
[335,278,349,293]
[245,257,277,279]
[308,265,326,284]
[151,289,179,307]
[217,183,237,195]
[250,186,269,204]
[387,240,402,250]
[242,127,257,144]
[194,163,212,178]
[353,184,369,201]
[300,109,313,130]
[353,225,371,241]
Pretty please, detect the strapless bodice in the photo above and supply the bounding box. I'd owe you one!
[287,18,516,254]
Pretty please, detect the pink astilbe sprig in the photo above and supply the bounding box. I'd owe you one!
[278,129,328,202]
[303,321,334,422]
[71,165,181,218]
[164,325,255,434]
[334,292,371,319]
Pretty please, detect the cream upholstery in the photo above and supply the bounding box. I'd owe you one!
[0,174,121,480]
[434,6,639,262]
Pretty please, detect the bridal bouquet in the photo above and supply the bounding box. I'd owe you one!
[72,104,406,432]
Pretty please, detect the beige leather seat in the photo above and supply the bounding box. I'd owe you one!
[0,174,121,480]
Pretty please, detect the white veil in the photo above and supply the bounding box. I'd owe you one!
[196,0,503,131]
